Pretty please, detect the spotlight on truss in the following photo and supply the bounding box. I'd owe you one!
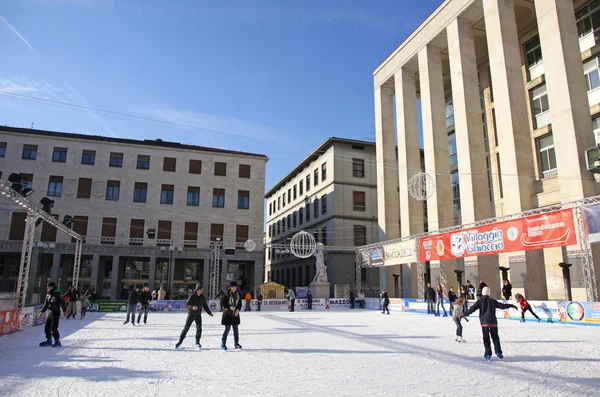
[36,197,55,227]
[62,215,74,229]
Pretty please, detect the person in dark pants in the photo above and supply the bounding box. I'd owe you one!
[502,280,512,301]
[124,286,139,326]
[515,293,541,323]
[464,287,517,360]
[448,287,457,316]
[221,281,243,350]
[64,285,79,319]
[425,283,436,314]
[120,284,129,300]
[477,280,487,299]
[349,291,355,309]
[39,282,67,347]
[257,293,263,311]
[137,285,152,324]
[176,283,213,349]
[381,290,390,314]
[307,290,313,310]
[287,288,296,312]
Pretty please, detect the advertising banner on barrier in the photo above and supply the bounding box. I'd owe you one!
[88,300,128,312]
[295,287,308,298]
[584,203,600,243]
[0,309,20,336]
[296,298,326,310]
[383,240,417,266]
[419,209,576,261]
[557,301,600,324]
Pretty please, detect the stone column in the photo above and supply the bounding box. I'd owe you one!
[419,44,456,284]
[483,0,547,299]
[447,18,499,295]
[49,253,61,283]
[90,254,100,291]
[149,250,157,290]
[110,255,120,300]
[395,67,424,298]
[374,82,400,291]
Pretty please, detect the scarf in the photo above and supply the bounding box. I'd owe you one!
[227,290,240,310]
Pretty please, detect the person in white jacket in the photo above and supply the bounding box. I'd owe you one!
[287,288,296,312]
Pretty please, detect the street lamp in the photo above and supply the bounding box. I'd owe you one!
[160,244,183,299]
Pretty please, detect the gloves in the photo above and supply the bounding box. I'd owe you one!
[463,317,469,322]
[511,305,518,310]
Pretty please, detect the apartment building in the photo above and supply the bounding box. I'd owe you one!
[265,138,381,296]
[0,126,267,302]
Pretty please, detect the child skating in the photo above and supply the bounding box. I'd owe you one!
[515,293,541,323]
[464,287,517,361]
[452,296,469,342]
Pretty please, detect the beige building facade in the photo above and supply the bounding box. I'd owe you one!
[265,138,382,297]
[0,126,267,302]
[375,0,600,300]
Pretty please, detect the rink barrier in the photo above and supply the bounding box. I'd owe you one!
[364,298,600,326]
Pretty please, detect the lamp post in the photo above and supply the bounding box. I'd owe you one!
[160,244,183,299]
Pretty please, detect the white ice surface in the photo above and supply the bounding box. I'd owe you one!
[0,310,599,397]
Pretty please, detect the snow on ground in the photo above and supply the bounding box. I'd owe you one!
[0,310,599,397]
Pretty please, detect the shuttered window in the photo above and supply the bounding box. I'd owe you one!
[163,157,176,172]
[77,178,92,199]
[236,225,249,243]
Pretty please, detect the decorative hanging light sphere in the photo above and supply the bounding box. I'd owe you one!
[290,231,317,259]
[407,171,436,201]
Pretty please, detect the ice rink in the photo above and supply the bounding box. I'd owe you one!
[0,309,599,397]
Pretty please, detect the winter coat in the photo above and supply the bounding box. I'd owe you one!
[120,288,129,300]
[287,289,296,300]
[425,287,436,301]
[186,292,212,317]
[128,290,139,305]
[464,296,516,326]
[245,293,252,301]
[307,293,313,303]
[381,291,390,305]
[157,289,166,300]
[258,294,263,302]
[502,283,512,300]
[65,287,79,302]
[452,304,465,321]
[42,288,67,314]
[138,291,152,306]
[448,291,457,303]
[349,291,355,300]
[466,284,475,299]
[437,289,444,300]
[517,298,531,311]
[476,282,487,298]
[221,290,242,326]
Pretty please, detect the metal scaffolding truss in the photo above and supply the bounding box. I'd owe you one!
[208,241,222,299]
[0,179,83,312]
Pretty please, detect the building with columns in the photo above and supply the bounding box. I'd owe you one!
[0,126,267,302]
[374,0,600,300]
[265,138,381,297]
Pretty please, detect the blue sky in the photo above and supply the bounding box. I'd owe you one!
[0,0,440,191]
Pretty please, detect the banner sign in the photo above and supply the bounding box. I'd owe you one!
[295,287,308,298]
[584,203,600,243]
[360,245,384,267]
[557,301,600,324]
[0,310,20,336]
[88,300,128,312]
[383,240,417,265]
[419,209,576,261]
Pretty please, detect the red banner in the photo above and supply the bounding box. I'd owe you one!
[419,209,576,261]
[0,310,21,336]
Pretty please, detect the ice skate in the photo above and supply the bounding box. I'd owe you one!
[221,344,228,351]
[520,319,525,323]
[39,338,52,347]
[52,340,61,348]
[175,341,182,349]
[484,355,491,361]
[458,336,465,343]
[195,341,201,349]
[235,343,242,350]
[496,353,503,360]
[537,318,541,323]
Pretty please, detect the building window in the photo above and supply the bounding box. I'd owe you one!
[269,202,272,216]
[448,132,457,167]
[451,171,461,211]
[189,159,202,174]
[353,191,366,211]
[268,224,272,238]
[52,148,67,162]
[299,208,304,225]
[187,186,200,206]
[354,225,367,246]
[160,184,174,204]
[287,189,291,204]
[353,159,365,177]
[163,157,176,172]
[239,164,251,178]
[41,214,58,242]
[109,152,123,167]
[22,144,37,160]
[314,169,319,186]
[77,178,92,199]
[283,193,286,207]
[576,2,600,39]
[20,173,33,190]
[238,190,249,209]
[214,162,227,176]
[487,66,494,103]
[157,220,172,243]
[321,227,327,246]
[445,95,454,128]
[47,176,63,197]
[584,56,600,92]
[486,156,493,202]
[210,223,224,241]
[525,36,543,73]
[306,202,311,222]
[72,216,88,243]
[537,133,557,178]
[321,194,327,215]
[184,222,199,245]
[293,185,297,200]
[321,162,327,181]
[81,150,96,165]
[293,211,297,228]
[287,215,291,229]
[496,153,504,199]
[137,155,150,169]
[593,116,600,144]
[313,198,319,218]
[213,188,225,208]
[492,109,499,147]
[133,182,148,203]
[278,196,281,210]
[236,225,249,243]
[531,84,550,128]
[0,142,6,157]
[105,180,120,201]
[129,219,144,245]
[306,175,311,191]
[101,218,117,245]
[299,180,304,195]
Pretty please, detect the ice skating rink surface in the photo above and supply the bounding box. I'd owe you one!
[0,310,599,397]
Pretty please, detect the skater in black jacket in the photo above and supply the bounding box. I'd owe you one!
[124,286,139,326]
[220,281,243,351]
[175,283,213,349]
[464,286,517,360]
[137,285,152,324]
[39,282,67,347]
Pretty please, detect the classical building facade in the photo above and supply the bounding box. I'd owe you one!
[374,0,600,300]
[0,126,267,302]
[265,138,381,297]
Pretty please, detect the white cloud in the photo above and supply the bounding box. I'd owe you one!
[0,16,37,54]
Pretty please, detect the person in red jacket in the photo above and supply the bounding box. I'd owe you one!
[515,293,541,323]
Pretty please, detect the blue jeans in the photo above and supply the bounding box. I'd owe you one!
[454,319,463,336]
[222,324,239,345]
[437,300,447,316]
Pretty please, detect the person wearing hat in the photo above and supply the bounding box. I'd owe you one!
[463,286,518,361]
[220,281,243,351]
[176,282,213,349]
[137,285,152,324]
[39,282,67,347]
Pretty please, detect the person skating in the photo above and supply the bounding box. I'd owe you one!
[349,290,355,309]
[436,284,448,317]
[120,284,129,300]
[175,283,213,349]
[245,291,252,311]
[124,286,139,326]
[381,289,390,314]
[257,293,263,311]
[452,296,469,342]
[476,279,487,299]
[220,281,243,351]
[425,283,436,314]
[39,282,67,347]
[464,286,517,360]
[448,287,457,316]
[307,290,313,310]
[466,281,475,300]
[80,291,90,319]
[137,285,152,324]
[287,288,296,312]
[502,280,512,301]
[157,286,166,300]
[64,285,79,319]
[515,293,541,323]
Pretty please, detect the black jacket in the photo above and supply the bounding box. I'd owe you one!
[502,283,512,300]
[128,290,139,305]
[448,291,457,303]
[381,291,390,304]
[120,288,129,300]
[425,287,436,301]
[42,288,67,314]
[307,294,313,303]
[221,290,242,326]
[464,296,516,326]
[65,287,79,302]
[138,291,152,305]
[477,282,487,298]
[186,292,212,316]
